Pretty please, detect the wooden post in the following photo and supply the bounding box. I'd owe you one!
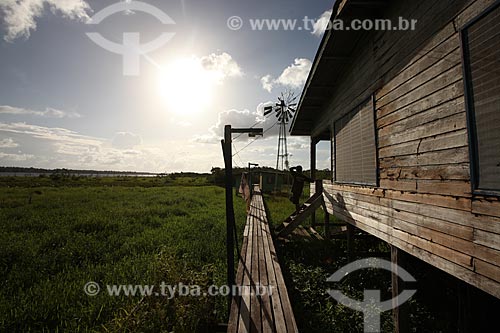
[310,138,318,226]
[222,125,235,314]
[346,224,355,261]
[457,280,471,333]
[391,246,409,333]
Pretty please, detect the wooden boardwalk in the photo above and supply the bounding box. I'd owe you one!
[228,189,298,333]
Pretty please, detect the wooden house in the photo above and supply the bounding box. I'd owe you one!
[291,0,500,302]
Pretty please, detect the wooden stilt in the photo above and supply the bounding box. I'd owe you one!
[346,224,355,261]
[391,246,410,333]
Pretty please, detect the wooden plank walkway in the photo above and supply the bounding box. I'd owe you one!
[228,188,298,333]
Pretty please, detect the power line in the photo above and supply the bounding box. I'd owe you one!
[232,119,266,142]
[232,120,279,157]
[233,143,245,167]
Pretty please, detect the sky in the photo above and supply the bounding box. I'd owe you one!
[0,0,333,173]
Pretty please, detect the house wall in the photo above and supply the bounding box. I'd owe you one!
[314,0,500,298]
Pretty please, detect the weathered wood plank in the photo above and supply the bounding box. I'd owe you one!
[455,0,499,28]
[474,258,500,282]
[255,194,287,333]
[474,229,500,252]
[378,97,465,137]
[237,212,254,333]
[330,186,500,235]
[256,203,273,333]
[377,81,465,128]
[379,129,468,158]
[379,147,470,168]
[379,179,471,197]
[378,113,467,148]
[377,64,463,119]
[380,164,470,181]
[472,197,500,218]
[377,46,462,108]
[376,29,459,99]
[250,213,261,333]
[324,181,473,211]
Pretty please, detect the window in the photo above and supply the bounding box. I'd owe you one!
[462,2,500,193]
[334,97,377,185]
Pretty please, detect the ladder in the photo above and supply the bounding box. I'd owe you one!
[275,192,324,238]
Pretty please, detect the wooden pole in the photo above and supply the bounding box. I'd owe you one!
[346,224,355,261]
[310,138,317,226]
[391,246,410,333]
[222,125,235,314]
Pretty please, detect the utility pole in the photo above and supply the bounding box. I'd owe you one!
[221,125,263,314]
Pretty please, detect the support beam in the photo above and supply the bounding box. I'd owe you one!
[391,246,410,333]
[310,138,319,225]
[457,281,471,333]
[346,224,355,261]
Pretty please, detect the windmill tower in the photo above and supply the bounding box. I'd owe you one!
[264,91,298,171]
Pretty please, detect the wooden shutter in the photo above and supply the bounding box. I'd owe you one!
[464,3,500,191]
[334,98,377,185]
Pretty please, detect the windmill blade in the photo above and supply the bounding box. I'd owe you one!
[289,103,297,107]
[287,110,293,119]
[263,106,274,116]
[288,107,296,113]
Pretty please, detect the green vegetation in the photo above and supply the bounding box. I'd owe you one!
[0,176,246,332]
[262,194,394,332]
[1,174,458,332]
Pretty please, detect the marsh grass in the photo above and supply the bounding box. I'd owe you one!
[0,178,246,332]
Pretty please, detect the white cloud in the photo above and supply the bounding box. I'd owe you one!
[111,132,142,149]
[275,58,312,88]
[0,0,92,42]
[312,10,332,37]
[200,52,243,82]
[260,58,312,92]
[0,105,82,118]
[193,101,284,144]
[0,152,34,161]
[260,75,274,93]
[0,138,19,148]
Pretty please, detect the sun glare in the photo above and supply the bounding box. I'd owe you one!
[157,57,215,115]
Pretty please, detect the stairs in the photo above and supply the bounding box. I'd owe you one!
[275,192,324,238]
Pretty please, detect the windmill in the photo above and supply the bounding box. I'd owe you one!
[264,91,298,171]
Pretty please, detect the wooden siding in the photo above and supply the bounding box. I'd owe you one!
[313,0,500,299]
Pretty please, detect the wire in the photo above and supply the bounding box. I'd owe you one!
[233,143,245,167]
[232,119,266,142]
[232,120,279,157]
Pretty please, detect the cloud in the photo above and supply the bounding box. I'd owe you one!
[260,75,274,93]
[200,52,243,82]
[311,10,332,37]
[111,132,142,149]
[193,101,283,144]
[260,58,312,92]
[0,152,34,161]
[0,0,92,42]
[0,105,82,118]
[0,138,19,148]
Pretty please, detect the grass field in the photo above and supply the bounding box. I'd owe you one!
[1,175,446,332]
[0,176,246,332]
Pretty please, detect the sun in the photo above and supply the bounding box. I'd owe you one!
[157,57,215,115]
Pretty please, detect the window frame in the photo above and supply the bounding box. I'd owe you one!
[333,95,379,187]
[461,0,500,196]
